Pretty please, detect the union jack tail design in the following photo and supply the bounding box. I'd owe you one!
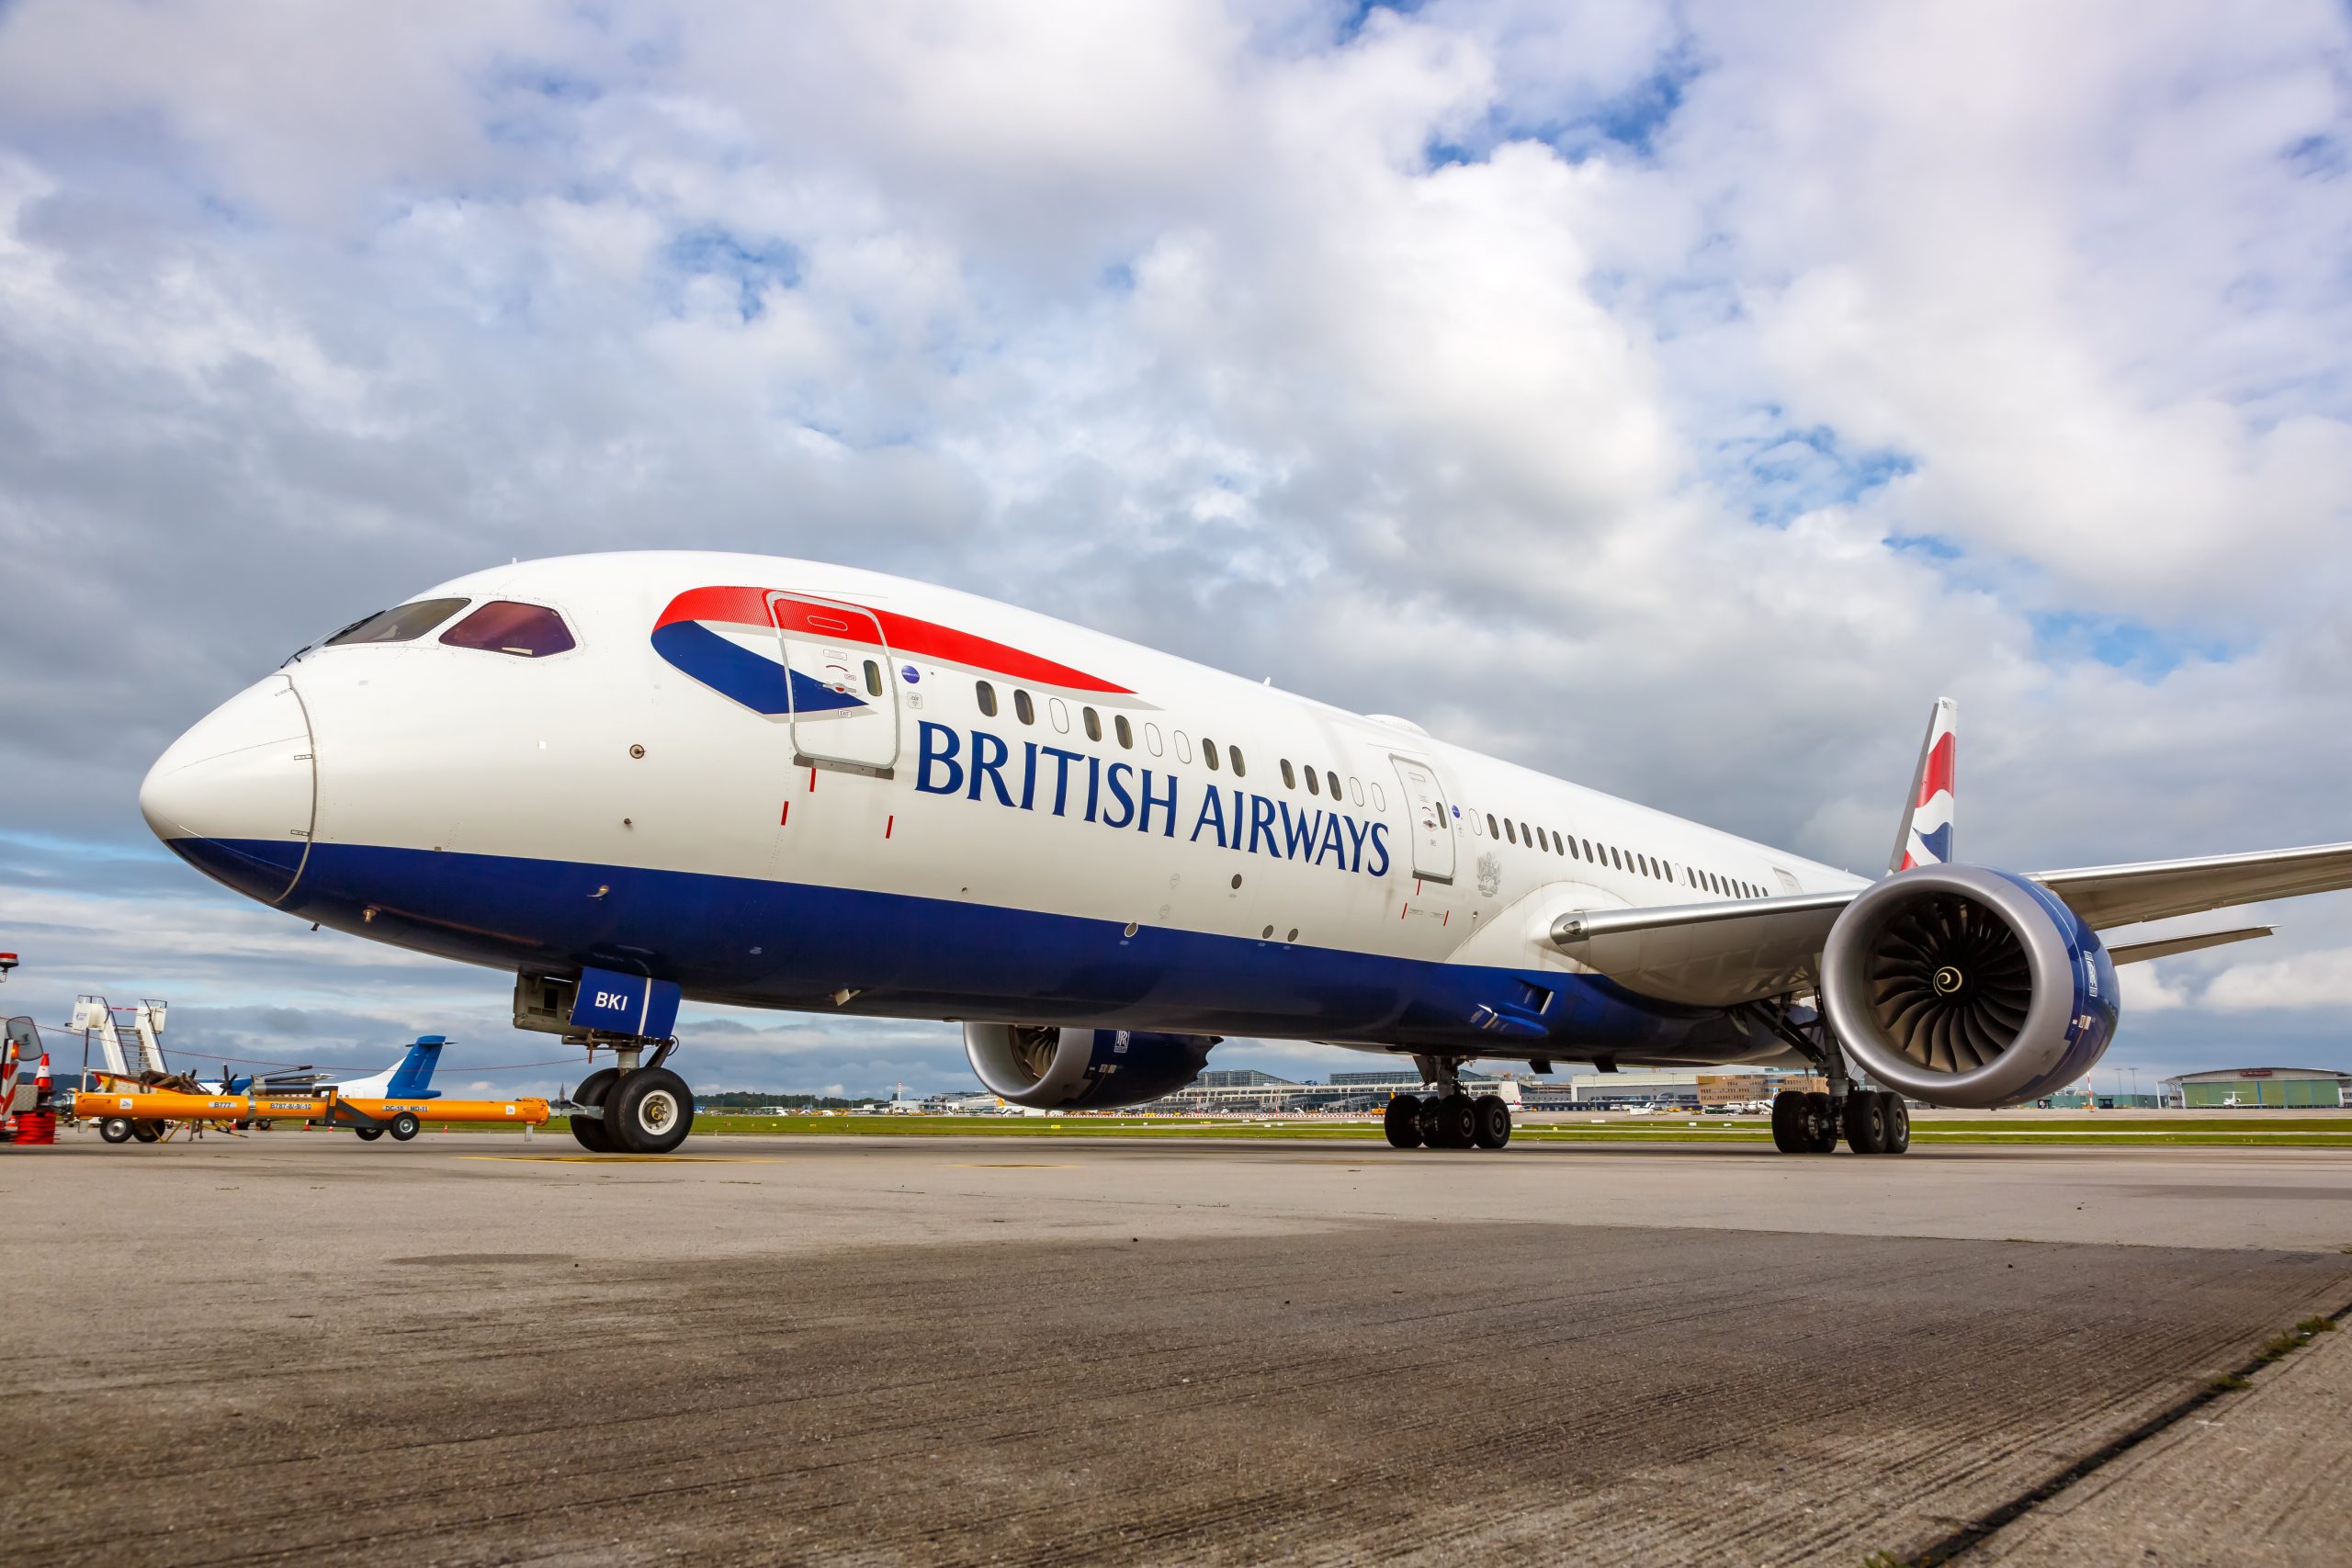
[1891,696,1957,873]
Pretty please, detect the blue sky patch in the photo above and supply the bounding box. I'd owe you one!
[664,226,803,321]
[2030,612,2238,680]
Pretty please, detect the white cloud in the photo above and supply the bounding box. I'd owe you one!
[2205,949,2352,1011]
[3,2,2350,1087]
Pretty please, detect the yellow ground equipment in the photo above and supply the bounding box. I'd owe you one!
[74,1086,549,1144]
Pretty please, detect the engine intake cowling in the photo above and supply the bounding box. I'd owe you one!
[963,1023,1216,1110]
[1820,865,2117,1109]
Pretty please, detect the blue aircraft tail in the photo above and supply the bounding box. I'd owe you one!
[382,1035,446,1100]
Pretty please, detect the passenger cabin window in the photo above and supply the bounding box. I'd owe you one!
[1150,725,1168,758]
[330,597,469,646]
[438,601,575,658]
[1049,697,1070,734]
[864,660,883,696]
[1504,819,1517,845]
[976,681,998,717]
[1231,748,1247,778]
[1203,738,1221,771]
[1174,730,1193,763]
[1014,690,1035,725]
[1566,838,1580,860]
[1282,759,1297,789]
[1083,707,1102,742]
[1486,812,1498,838]
[1350,777,1363,806]
[1325,770,1340,798]
[1306,768,1319,795]
[1115,715,1134,749]
[1370,783,1386,810]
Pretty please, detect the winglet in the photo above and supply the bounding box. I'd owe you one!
[1891,698,1957,873]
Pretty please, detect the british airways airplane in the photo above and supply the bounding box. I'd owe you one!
[138,553,2352,1156]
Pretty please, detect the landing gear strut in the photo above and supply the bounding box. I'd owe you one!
[566,1040,694,1155]
[1383,1057,1512,1152]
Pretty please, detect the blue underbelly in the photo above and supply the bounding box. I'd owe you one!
[169,835,1737,1055]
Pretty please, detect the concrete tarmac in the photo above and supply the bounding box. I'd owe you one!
[10,1132,2352,1566]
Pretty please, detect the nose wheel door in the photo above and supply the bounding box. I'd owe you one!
[767,594,899,777]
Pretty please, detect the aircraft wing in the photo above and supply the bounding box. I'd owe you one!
[1546,841,2352,1008]
[2029,841,2352,928]
[1547,894,1851,1008]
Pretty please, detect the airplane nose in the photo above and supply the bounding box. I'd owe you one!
[141,673,318,905]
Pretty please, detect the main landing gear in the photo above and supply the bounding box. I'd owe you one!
[1769,1089,1910,1155]
[1383,1057,1512,1151]
[1739,999,1913,1156]
[567,1040,694,1155]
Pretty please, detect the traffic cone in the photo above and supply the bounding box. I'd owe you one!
[17,1053,55,1145]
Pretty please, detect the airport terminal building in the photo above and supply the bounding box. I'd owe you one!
[2161,1067,2350,1109]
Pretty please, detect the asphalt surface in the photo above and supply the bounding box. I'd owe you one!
[11,1131,2352,1566]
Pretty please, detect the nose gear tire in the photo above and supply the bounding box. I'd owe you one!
[569,1066,619,1153]
[606,1066,693,1155]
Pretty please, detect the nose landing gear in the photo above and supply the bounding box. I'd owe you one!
[565,1041,694,1155]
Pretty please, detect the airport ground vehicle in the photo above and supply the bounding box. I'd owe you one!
[137,553,2352,1156]
[76,1086,547,1142]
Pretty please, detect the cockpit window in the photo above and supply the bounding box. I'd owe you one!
[439,600,577,658]
[325,597,469,646]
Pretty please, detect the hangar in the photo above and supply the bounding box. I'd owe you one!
[2162,1067,2349,1109]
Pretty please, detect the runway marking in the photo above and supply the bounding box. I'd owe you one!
[457,1155,778,1164]
[952,1162,1078,1168]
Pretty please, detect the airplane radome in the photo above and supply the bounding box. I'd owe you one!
[140,552,2352,1156]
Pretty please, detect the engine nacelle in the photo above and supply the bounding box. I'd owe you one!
[962,1023,1217,1110]
[1820,865,2117,1109]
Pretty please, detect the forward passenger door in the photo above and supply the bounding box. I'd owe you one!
[767,593,899,776]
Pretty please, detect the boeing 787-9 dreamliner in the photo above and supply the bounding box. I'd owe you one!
[138,554,2352,1155]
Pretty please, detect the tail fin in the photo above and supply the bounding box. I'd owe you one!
[382,1035,446,1100]
[1891,697,1957,873]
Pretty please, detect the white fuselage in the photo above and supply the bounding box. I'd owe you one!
[140,552,1861,1067]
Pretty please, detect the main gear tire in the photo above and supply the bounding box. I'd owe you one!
[1770,1090,1808,1153]
[1472,1094,1512,1149]
[1384,1094,1424,1149]
[1430,1093,1477,1150]
[1842,1091,1888,1155]
[1804,1092,1838,1153]
[1880,1091,1912,1154]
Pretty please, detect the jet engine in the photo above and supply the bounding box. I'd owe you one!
[1819,865,2117,1109]
[962,1024,1216,1110]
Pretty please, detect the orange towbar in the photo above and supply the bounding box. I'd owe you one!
[73,1087,550,1134]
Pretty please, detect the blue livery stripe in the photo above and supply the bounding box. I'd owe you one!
[162,835,1744,1057]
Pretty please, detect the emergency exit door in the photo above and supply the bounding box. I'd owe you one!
[767,592,900,776]
[1389,753,1455,885]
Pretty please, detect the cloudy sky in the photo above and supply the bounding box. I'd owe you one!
[3,1,2348,1100]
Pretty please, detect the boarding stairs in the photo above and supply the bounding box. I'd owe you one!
[69,996,171,1081]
